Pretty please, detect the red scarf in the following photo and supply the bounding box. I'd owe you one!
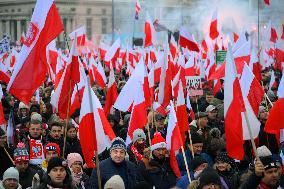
[257,182,271,189]
[131,144,144,161]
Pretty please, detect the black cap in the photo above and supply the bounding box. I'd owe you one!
[191,156,208,171]
[47,157,68,173]
[197,168,221,188]
[191,132,203,144]
[195,112,208,120]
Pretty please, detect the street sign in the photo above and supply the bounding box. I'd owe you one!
[216,50,227,65]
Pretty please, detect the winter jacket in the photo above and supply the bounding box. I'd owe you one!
[0,145,14,180]
[138,157,177,189]
[240,172,281,189]
[176,149,213,176]
[189,121,212,153]
[87,157,142,189]
[0,181,22,189]
[72,172,89,189]
[217,169,240,189]
[66,137,83,157]
[258,123,279,154]
[18,166,37,189]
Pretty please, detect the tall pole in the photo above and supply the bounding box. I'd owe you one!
[112,0,114,43]
[257,0,260,62]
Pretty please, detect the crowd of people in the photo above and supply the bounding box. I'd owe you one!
[0,58,283,189]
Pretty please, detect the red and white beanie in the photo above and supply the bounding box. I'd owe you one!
[151,132,167,151]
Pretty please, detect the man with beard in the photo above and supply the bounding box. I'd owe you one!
[13,142,37,189]
[46,122,71,157]
[138,132,176,189]
[127,129,148,165]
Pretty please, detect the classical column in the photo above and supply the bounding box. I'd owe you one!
[17,20,21,41]
[5,20,10,37]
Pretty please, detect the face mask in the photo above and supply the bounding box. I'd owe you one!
[194,169,203,179]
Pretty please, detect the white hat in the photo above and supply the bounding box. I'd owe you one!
[3,167,19,182]
[206,105,216,113]
[104,175,125,189]
[257,145,272,157]
[132,129,146,143]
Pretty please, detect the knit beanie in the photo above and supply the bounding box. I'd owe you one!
[260,156,279,170]
[47,157,68,173]
[109,137,126,152]
[197,168,221,189]
[104,175,125,189]
[191,156,208,171]
[151,132,166,151]
[67,153,83,168]
[14,142,29,163]
[132,129,146,143]
[44,143,61,157]
[3,167,19,182]
[191,132,203,144]
[215,152,233,165]
[257,145,272,157]
[30,113,42,124]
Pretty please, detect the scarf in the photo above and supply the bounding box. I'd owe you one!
[29,136,44,164]
[72,171,83,185]
[257,182,272,189]
[47,185,67,189]
[131,144,144,161]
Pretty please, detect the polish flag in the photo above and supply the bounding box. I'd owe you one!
[224,44,245,160]
[179,26,199,52]
[205,51,216,79]
[51,37,80,119]
[153,101,168,116]
[7,0,63,104]
[166,101,183,178]
[46,40,58,75]
[144,12,156,47]
[170,35,178,59]
[79,83,116,168]
[184,53,196,76]
[104,38,121,67]
[275,48,284,71]
[104,65,118,116]
[213,79,222,96]
[176,81,189,139]
[249,47,262,81]
[125,82,147,145]
[99,42,109,61]
[186,92,195,121]
[0,86,5,126]
[265,70,284,134]
[69,26,86,46]
[171,68,181,99]
[239,64,262,140]
[114,59,145,112]
[93,59,107,88]
[0,62,10,84]
[209,9,219,40]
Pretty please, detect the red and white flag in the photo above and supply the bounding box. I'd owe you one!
[104,38,121,67]
[269,70,276,90]
[93,58,107,88]
[249,47,262,81]
[240,64,262,140]
[170,35,178,59]
[166,101,183,178]
[0,62,10,84]
[265,70,284,134]
[79,83,116,168]
[51,37,80,119]
[179,26,199,52]
[209,9,219,40]
[264,0,270,6]
[125,81,147,145]
[186,91,195,121]
[144,12,156,47]
[69,26,86,46]
[153,101,168,116]
[7,0,63,104]
[224,44,245,160]
[104,65,118,116]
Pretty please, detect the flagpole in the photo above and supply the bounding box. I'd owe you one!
[243,110,260,161]
[187,130,195,158]
[86,75,102,189]
[181,145,192,183]
[4,147,15,165]
[257,0,260,62]
[62,80,72,158]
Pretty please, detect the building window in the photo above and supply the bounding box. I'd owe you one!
[86,18,92,38]
[87,8,91,15]
[18,8,21,12]
[102,18,107,34]
[102,9,106,15]
[11,9,15,13]
[2,20,6,35]
[71,7,76,12]
[21,20,26,33]
[63,18,67,30]
[5,9,8,13]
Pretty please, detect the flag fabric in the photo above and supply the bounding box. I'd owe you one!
[7,111,14,147]
[179,26,199,52]
[79,83,116,168]
[209,9,219,40]
[153,101,168,116]
[135,0,141,20]
[239,64,262,140]
[93,59,107,88]
[264,0,270,6]
[69,26,86,46]
[51,37,80,119]
[125,82,147,145]
[186,91,195,121]
[281,24,284,40]
[104,65,118,116]
[144,12,156,47]
[265,70,284,134]
[166,101,183,178]
[249,47,262,81]
[224,44,245,160]
[104,38,121,66]
[0,62,10,84]
[269,70,276,90]
[7,0,63,104]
